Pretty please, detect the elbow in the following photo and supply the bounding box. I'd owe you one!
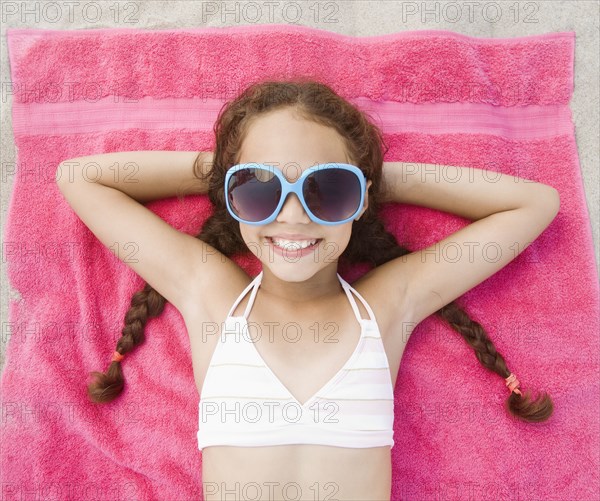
[548,188,561,217]
[525,186,560,226]
[55,164,65,191]
[55,162,74,191]
[55,162,67,186]
[534,185,560,218]
[542,188,561,224]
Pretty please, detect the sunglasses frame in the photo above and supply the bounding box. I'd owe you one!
[225,162,367,226]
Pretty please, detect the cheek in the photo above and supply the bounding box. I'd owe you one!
[239,225,259,254]
[325,227,352,256]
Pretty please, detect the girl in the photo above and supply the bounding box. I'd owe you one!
[56,79,558,500]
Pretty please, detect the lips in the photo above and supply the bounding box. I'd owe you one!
[265,237,322,257]
[267,234,321,240]
[266,236,322,248]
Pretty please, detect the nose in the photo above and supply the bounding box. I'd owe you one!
[275,192,311,224]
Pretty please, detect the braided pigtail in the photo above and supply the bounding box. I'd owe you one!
[87,284,166,403]
[436,302,553,422]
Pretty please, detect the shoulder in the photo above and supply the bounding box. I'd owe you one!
[348,263,414,339]
[181,262,254,325]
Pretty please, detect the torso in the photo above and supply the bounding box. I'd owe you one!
[181,266,415,501]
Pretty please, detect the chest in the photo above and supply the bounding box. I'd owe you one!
[185,305,407,406]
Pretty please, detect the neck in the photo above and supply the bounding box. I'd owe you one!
[259,264,342,305]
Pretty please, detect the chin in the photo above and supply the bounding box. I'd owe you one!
[263,264,322,283]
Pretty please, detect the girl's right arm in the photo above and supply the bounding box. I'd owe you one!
[55,150,237,317]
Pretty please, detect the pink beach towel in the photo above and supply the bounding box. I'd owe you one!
[3,25,598,501]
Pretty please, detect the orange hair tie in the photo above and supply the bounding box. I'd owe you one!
[112,351,125,363]
[505,373,522,395]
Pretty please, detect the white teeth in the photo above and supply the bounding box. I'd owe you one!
[270,238,318,250]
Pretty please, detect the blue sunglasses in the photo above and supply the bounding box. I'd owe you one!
[225,163,367,226]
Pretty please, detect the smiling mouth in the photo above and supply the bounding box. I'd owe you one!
[266,237,323,250]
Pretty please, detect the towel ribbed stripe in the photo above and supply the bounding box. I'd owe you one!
[12,97,573,140]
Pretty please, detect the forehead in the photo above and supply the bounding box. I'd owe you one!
[238,108,350,181]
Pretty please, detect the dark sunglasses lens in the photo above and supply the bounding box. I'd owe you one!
[227,168,281,222]
[303,169,361,222]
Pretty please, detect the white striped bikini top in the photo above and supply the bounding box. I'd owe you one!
[196,270,395,450]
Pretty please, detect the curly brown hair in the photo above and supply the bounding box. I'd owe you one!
[87,77,553,423]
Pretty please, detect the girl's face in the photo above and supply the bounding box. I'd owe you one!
[236,108,372,283]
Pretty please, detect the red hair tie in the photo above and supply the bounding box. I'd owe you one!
[112,351,125,363]
[505,373,522,395]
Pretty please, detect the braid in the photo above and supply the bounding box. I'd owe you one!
[437,301,553,422]
[87,284,166,403]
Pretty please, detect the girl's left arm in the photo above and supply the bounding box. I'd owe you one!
[379,161,560,326]
[381,161,559,219]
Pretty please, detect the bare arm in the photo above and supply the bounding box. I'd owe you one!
[374,161,559,327]
[56,150,214,203]
[55,149,243,316]
[381,161,559,218]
